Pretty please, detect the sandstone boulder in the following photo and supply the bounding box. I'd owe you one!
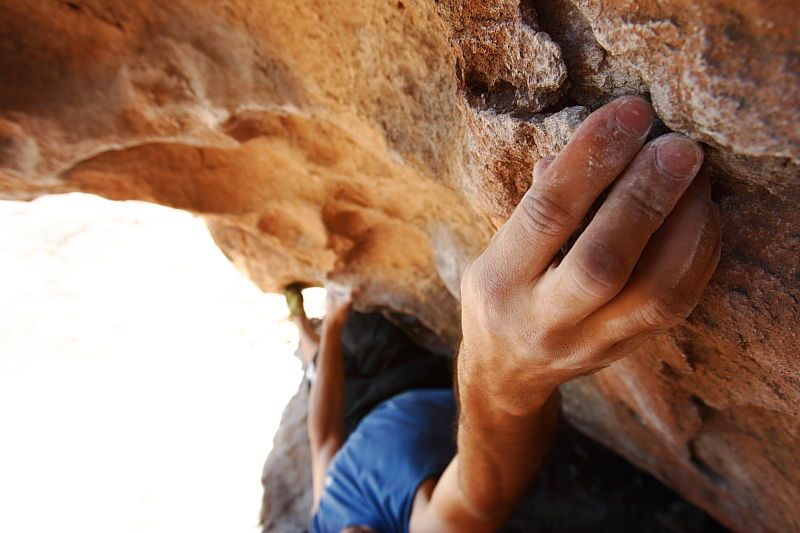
[1,1,797,531]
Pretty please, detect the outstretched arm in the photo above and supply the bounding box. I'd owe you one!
[412,96,721,530]
[308,286,355,512]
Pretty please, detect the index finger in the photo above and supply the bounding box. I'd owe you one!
[486,96,654,284]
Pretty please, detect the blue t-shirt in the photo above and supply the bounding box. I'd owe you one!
[311,389,456,533]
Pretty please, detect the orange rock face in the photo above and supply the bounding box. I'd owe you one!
[1,1,797,531]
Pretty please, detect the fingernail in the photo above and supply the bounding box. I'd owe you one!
[615,97,653,137]
[655,135,703,178]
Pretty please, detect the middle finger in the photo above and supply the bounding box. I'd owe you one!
[540,133,704,321]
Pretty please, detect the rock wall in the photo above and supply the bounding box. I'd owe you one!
[0,1,797,531]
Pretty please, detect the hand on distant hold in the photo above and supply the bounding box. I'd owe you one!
[283,283,306,319]
[459,96,721,416]
[324,283,358,328]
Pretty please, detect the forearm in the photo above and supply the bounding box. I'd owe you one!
[307,288,357,512]
[455,370,559,521]
[307,317,346,448]
[421,348,560,531]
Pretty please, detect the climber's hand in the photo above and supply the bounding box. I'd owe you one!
[459,96,721,415]
[324,282,357,328]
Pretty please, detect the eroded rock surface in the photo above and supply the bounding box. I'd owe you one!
[1,1,797,531]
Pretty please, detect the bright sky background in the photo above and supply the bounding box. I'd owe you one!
[0,193,323,533]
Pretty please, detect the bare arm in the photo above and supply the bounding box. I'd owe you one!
[412,96,721,530]
[293,312,320,365]
[308,287,355,512]
[411,394,560,531]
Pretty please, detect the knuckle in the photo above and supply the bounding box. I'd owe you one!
[528,325,563,356]
[461,256,527,344]
[461,256,511,311]
[640,292,695,330]
[570,243,627,299]
[518,188,574,238]
[459,259,483,301]
[625,184,670,227]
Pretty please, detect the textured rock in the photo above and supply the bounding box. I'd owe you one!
[1,1,798,531]
[260,373,312,533]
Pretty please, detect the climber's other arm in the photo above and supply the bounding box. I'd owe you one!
[411,96,721,530]
[308,288,355,513]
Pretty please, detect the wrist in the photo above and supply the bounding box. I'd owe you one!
[459,389,560,437]
[455,388,560,518]
[323,313,346,333]
[457,341,560,418]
